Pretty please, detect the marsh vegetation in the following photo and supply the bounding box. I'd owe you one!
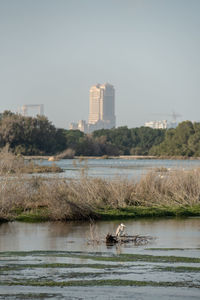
[0,148,200,223]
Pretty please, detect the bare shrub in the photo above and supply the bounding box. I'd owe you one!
[133,169,200,206]
[32,178,97,220]
[0,145,24,174]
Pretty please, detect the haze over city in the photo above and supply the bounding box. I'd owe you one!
[0,0,200,129]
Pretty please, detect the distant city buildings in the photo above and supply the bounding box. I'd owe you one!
[70,83,116,133]
[144,120,178,129]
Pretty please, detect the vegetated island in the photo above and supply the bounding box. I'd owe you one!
[0,149,200,223]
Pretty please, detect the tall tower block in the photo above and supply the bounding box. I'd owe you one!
[88,83,116,129]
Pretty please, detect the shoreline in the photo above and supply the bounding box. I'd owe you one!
[1,205,200,223]
[23,155,200,160]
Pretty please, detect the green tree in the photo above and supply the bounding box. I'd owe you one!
[0,112,67,155]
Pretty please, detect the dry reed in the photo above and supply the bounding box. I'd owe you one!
[1,148,200,221]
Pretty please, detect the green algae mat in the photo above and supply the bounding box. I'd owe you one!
[0,250,200,289]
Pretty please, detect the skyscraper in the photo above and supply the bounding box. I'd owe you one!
[88,83,116,130]
[69,83,116,133]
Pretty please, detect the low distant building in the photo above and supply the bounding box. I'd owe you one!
[69,120,89,133]
[145,120,168,129]
[69,122,78,130]
[144,120,178,129]
[77,120,88,132]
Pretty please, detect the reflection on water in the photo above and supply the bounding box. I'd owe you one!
[0,218,200,253]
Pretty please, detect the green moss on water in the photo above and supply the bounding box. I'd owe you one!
[145,247,200,251]
[0,294,57,299]
[1,279,199,288]
[1,250,200,264]
[84,253,200,264]
[156,266,200,273]
[0,262,120,272]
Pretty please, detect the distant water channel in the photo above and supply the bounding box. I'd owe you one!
[38,157,200,179]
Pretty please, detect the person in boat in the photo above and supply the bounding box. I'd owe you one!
[115,223,126,237]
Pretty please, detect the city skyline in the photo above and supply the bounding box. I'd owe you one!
[0,0,200,128]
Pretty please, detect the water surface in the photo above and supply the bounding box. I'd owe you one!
[37,157,200,179]
[0,219,200,299]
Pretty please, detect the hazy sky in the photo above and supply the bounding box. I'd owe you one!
[0,0,200,128]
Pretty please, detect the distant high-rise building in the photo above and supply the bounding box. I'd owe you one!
[88,83,116,130]
[69,83,116,133]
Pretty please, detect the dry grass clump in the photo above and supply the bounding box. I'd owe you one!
[0,146,62,175]
[134,169,200,206]
[0,146,25,174]
[36,178,97,220]
[75,169,200,208]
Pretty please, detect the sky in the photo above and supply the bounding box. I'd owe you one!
[0,0,200,129]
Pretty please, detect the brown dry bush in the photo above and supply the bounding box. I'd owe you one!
[39,179,97,220]
[133,169,200,206]
[0,146,24,174]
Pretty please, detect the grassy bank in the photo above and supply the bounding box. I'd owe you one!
[11,205,200,223]
[96,205,200,220]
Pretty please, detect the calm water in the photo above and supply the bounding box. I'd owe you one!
[38,157,200,179]
[0,218,200,253]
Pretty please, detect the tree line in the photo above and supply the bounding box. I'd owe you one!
[0,111,199,157]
